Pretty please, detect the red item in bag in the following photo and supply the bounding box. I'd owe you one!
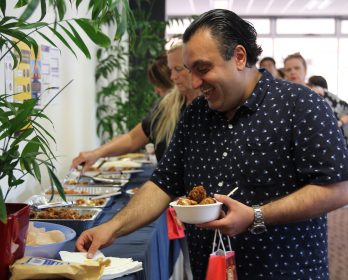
[206,230,238,280]
[167,207,186,240]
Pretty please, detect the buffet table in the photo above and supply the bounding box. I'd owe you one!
[62,164,181,280]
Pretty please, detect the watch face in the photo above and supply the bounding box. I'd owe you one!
[251,225,266,234]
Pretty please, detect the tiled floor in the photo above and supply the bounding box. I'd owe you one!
[328,207,348,280]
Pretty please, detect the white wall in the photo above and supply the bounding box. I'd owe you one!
[0,2,121,202]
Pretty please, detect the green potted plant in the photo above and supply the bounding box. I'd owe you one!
[0,0,131,278]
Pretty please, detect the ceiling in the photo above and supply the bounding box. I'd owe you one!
[166,0,348,18]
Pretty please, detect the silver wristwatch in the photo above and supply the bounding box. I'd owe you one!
[248,205,266,234]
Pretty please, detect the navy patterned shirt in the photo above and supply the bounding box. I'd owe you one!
[150,69,348,280]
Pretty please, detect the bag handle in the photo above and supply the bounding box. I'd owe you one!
[212,229,233,256]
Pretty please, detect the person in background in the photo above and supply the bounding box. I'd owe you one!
[284,53,348,146]
[75,9,348,280]
[71,43,198,280]
[283,52,307,85]
[259,56,283,78]
[308,75,348,147]
[148,53,174,97]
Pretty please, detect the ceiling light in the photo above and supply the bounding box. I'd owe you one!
[214,0,229,9]
[317,0,334,10]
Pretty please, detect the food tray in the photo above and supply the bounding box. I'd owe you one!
[29,207,102,235]
[42,186,121,196]
[26,194,113,208]
[64,179,129,188]
[52,195,112,208]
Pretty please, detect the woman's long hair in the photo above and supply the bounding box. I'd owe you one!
[150,42,186,148]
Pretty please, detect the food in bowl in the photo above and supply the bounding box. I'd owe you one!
[26,222,65,246]
[64,181,88,185]
[169,186,222,224]
[24,221,76,259]
[177,186,216,205]
[30,207,92,220]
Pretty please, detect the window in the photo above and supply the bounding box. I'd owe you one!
[276,18,335,34]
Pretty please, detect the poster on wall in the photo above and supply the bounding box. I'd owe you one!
[31,45,42,103]
[50,46,59,106]
[40,45,59,106]
[4,51,14,102]
[13,40,31,103]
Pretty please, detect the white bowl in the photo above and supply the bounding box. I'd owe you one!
[169,201,223,224]
[25,221,76,259]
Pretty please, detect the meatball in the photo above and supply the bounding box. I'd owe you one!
[188,186,206,204]
[177,198,198,205]
[199,197,216,205]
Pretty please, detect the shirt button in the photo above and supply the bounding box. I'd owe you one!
[228,124,233,129]
[223,152,228,157]
[218,182,223,186]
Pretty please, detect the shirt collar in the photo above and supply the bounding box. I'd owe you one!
[205,68,273,116]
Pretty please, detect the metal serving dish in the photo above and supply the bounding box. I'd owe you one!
[64,179,129,188]
[42,186,121,196]
[29,207,102,235]
[51,195,111,208]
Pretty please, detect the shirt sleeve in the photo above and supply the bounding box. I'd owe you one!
[292,90,348,186]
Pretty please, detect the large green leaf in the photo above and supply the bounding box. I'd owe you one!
[10,128,33,148]
[18,0,40,23]
[31,120,56,144]
[60,23,91,59]
[27,36,39,60]
[74,18,111,47]
[9,99,37,135]
[22,157,34,176]
[14,0,28,9]
[115,1,127,40]
[32,159,41,183]
[0,17,16,26]
[109,0,121,11]
[47,167,66,202]
[37,31,61,52]
[20,136,40,169]
[39,0,46,21]
[47,26,77,58]
[0,188,6,224]
[0,28,32,49]
[57,0,67,21]
[16,22,49,30]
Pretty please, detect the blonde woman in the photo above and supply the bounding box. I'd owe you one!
[71,42,200,169]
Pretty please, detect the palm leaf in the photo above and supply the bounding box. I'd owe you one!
[18,0,40,23]
[47,26,77,58]
[59,23,91,59]
[74,18,111,47]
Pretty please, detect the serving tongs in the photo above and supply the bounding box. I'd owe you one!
[30,201,76,211]
[80,175,117,184]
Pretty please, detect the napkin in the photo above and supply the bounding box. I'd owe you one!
[60,251,143,279]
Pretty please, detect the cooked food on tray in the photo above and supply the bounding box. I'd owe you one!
[92,160,141,169]
[76,167,101,172]
[30,207,92,220]
[64,181,88,185]
[131,187,139,193]
[117,153,145,159]
[45,187,89,195]
[26,222,66,246]
[177,186,216,206]
[74,198,105,206]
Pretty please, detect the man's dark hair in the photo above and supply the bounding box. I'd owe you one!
[260,57,276,67]
[183,9,262,67]
[308,75,328,90]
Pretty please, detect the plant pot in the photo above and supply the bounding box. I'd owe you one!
[0,203,30,280]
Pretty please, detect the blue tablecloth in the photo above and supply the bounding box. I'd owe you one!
[62,165,181,280]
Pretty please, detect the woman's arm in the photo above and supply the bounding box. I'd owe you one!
[70,123,150,172]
